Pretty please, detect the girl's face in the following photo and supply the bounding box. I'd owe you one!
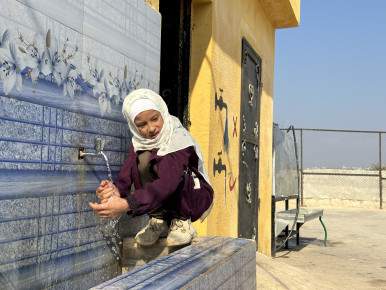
[134,109,164,139]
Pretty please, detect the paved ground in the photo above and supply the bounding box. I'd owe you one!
[256,207,386,289]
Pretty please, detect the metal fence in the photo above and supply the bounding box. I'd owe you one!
[293,128,385,209]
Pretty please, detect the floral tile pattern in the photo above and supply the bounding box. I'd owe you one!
[0,0,160,288]
[0,0,160,120]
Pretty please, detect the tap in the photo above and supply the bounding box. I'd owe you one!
[79,138,108,162]
[79,138,113,183]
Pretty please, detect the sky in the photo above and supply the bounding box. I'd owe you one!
[273,0,386,132]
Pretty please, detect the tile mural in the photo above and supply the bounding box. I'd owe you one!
[0,0,160,121]
[0,0,160,288]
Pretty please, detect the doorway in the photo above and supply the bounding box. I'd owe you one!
[238,38,262,245]
[159,0,192,128]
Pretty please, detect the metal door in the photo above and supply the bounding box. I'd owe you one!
[238,38,261,244]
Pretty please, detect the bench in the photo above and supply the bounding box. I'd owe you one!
[275,206,327,253]
[272,124,327,253]
[91,236,256,289]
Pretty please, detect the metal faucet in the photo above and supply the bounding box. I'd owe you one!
[78,138,109,163]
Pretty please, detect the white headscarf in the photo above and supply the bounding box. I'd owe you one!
[129,98,160,123]
[122,89,214,221]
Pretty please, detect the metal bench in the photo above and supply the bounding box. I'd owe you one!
[276,208,327,247]
[272,125,327,254]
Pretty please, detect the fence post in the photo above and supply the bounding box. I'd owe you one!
[300,129,304,207]
[380,133,383,209]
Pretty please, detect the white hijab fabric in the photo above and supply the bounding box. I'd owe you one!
[122,89,213,221]
[129,98,160,122]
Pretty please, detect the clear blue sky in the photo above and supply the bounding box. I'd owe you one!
[273,0,386,131]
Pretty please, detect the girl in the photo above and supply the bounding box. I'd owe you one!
[90,89,214,247]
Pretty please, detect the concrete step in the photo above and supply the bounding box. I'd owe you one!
[121,237,187,273]
[93,236,256,289]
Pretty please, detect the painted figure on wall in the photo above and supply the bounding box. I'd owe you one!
[214,88,229,152]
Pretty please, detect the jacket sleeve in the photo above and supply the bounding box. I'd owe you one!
[125,148,191,217]
[113,145,135,197]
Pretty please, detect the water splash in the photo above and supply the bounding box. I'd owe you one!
[98,151,123,263]
[99,216,122,262]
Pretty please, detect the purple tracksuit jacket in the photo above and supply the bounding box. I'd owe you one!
[114,145,214,222]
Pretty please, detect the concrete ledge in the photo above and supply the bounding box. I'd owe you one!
[91,236,256,289]
[260,0,301,28]
[121,237,186,273]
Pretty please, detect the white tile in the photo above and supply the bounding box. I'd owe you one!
[83,7,147,67]
[85,0,125,34]
[3,1,48,34]
[17,0,84,33]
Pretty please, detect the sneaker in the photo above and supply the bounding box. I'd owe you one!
[166,218,197,247]
[135,217,168,246]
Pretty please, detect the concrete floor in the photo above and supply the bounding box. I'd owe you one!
[256,207,386,289]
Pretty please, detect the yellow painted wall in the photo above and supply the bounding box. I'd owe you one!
[143,0,159,12]
[144,0,300,256]
[189,0,300,256]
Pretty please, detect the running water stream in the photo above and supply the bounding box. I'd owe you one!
[99,152,123,263]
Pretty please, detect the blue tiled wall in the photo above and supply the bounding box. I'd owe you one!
[0,96,130,289]
[0,0,160,288]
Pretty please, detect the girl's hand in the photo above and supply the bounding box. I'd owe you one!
[89,195,130,220]
[96,180,120,203]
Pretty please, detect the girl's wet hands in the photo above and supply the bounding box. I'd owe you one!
[96,180,120,202]
[89,195,130,219]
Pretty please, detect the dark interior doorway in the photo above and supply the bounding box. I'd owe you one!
[159,0,191,128]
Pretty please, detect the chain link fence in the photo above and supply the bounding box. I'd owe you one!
[293,129,385,209]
